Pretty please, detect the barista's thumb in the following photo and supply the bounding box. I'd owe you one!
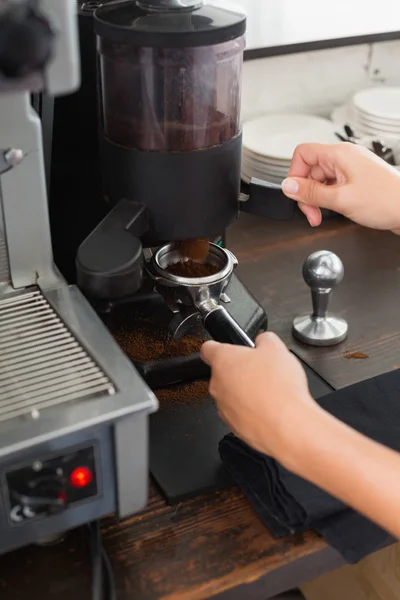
[282,177,338,211]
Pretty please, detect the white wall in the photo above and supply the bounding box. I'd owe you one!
[241,40,400,122]
[236,0,400,50]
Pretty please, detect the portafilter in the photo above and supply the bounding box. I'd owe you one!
[147,243,255,347]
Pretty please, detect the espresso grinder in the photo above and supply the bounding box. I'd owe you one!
[74,0,296,502]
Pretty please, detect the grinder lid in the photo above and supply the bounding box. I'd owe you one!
[94,0,246,48]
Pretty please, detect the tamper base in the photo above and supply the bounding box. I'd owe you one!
[292,315,348,347]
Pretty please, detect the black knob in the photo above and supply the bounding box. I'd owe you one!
[0,2,54,79]
[11,470,66,517]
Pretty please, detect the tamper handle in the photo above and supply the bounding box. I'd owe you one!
[311,288,331,319]
[303,250,344,318]
[293,251,348,347]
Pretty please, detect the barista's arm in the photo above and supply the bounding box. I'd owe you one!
[201,142,400,540]
[287,405,400,540]
[201,334,400,541]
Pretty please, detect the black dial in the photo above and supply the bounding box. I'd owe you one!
[8,467,66,522]
[0,1,54,79]
[6,446,98,525]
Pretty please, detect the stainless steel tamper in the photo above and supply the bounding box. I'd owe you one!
[292,250,348,346]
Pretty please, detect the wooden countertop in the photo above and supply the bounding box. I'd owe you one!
[1,214,399,600]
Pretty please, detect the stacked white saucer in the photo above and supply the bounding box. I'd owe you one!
[351,87,400,137]
[242,113,338,185]
[331,87,400,139]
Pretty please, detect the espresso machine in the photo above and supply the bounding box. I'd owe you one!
[0,0,157,559]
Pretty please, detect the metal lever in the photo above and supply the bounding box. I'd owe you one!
[18,494,65,509]
[239,177,296,221]
[0,147,24,174]
[292,250,348,346]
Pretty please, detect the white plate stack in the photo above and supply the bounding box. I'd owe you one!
[351,87,400,137]
[242,114,339,185]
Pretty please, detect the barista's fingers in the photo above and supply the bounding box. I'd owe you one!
[282,176,341,213]
[298,165,326,226]
[288,143,338,180]
[255,331,286,350]
[298,203,323,226]
[310,165,327,181]
[200,340,221,366]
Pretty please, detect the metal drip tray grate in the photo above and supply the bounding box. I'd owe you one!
[0,289,115,422]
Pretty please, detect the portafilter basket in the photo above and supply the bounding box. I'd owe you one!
[147,243,255,346]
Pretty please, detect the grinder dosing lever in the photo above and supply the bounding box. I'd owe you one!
[147,243,255,347]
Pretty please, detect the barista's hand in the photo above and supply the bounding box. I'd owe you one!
[202,333,400,542]
[200,332,321,466]
[281,142,400,233]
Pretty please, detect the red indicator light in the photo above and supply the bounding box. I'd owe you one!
[70,466,93,488]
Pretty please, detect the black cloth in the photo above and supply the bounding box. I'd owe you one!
[219,369,400,564]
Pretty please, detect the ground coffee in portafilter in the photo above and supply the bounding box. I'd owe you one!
[166,260,220,278]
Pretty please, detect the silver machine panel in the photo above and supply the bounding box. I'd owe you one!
[0,202,10,288]
[0,0,158,556]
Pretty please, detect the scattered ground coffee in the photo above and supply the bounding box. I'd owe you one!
[114,322,209,409]
[345,351,369,360]
[155,380,210,409]
[115,324,204,364]
[111,302,210,408]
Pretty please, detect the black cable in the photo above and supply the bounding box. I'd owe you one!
[87,521,117,600]
[101,546,117,600]
[89,521,103,600]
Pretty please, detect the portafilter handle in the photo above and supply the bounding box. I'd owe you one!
[199,303,255,347]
